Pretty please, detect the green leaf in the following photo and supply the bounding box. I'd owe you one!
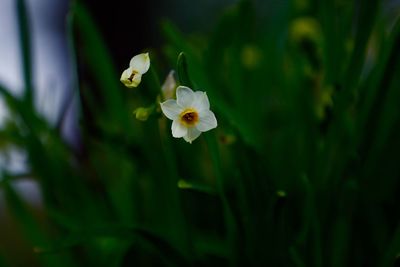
[70,1,130,127]
[177,179,217,195]
[379,224,400,267]
[177,52,194,88]
[16,0,33,104]
[1,175,76,267]
[289,246,307,267]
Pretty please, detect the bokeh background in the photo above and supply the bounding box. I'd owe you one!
[1,0,400,266]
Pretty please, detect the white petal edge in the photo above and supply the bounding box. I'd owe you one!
[129,53,150,74]
[160,99,182,120]
[193,91,210,112]
[120,67,132,81]
[176,86,195,107]
[196,110,218,132]
[172,120,187,138]
[183,128,202,143]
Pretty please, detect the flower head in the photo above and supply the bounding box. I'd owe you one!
[120,53,150,88]
[160,86,217,143]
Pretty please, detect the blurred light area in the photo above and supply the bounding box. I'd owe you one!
[0,0,23,131]
[0,0,24,93]
[0,0,74,130]
[0,146,27,174]
[0,1,69,256]
[27,0,73,126]
[0,0,78,174]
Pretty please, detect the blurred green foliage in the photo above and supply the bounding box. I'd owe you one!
[1,0,400,266]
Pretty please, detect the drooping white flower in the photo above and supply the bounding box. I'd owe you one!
[160,86,218,143]
[120,53,150,88]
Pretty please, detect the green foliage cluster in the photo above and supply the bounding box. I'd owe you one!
[1,0,400,266]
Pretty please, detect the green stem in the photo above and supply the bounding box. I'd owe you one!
[204,132,237,266]
[16,0,33,105]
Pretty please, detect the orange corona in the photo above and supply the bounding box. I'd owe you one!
[180,109,199,127]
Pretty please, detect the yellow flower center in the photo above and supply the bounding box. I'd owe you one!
[180,108,199,127]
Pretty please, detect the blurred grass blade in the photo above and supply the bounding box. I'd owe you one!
[330,180,357,267]
[16,0,33,103]
[320,0,353,84]
[330,218,349,267]
[379,224,400,267]
[161,20,205,89]
[53,11,82,132]
[326,1,381,148]
[70,1,128,125]
[343,0,380,94]
[289,246,306,267]
[2,178,43,244]
[177,179,217,195]
[177,52,194,88]
[204,133,238,265]
[161,20,197,59]
[2,175,75,267]
[144,65,162,98]
[0,83,38,134]
[358,18,400,148]
[55,85,76,133]
[39,225,189,267]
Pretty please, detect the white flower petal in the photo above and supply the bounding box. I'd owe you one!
[161,70,177,100]
[193,91,210,112]
[129,53,150,74]
[120,67,132,81]
[160,99,182,120]
[197,110,218,132]
[183,128,202,143]
[172,120,187,138]
[176,86,195,107]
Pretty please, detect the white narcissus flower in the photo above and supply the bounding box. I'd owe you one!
[120,53,150,88]
[160,86,218,143]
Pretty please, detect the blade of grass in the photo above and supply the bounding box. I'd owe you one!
[16,0,33,104]
[331,0,381,119]
[379,223,400,267]
[54,11,81,134]
[289,246,307,267]
[70,1,130,128]
[37,224,190,267]
[2,174,76,267]
[357,18,400,154]
[177,52,194,88]
[204,132,238,266]
[177,179,217,195]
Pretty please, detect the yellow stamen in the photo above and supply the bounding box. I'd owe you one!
[180,108,199,127]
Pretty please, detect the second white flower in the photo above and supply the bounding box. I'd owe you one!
[160,86,217,143]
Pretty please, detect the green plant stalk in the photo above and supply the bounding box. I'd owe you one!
[16,0,33,104]
[204,133,238,266]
